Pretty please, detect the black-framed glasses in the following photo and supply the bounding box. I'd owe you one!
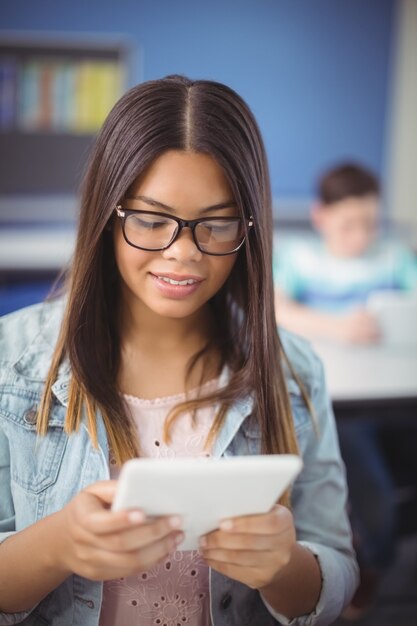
[115,206,253,256]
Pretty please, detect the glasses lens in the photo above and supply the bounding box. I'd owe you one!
[195,219,244,254]
[124,212,177,250]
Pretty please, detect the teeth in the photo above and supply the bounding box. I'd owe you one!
[158,276,197,286]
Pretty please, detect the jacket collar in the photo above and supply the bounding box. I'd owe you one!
[11,304,255,429]
[212,395,254,457]
[12,300,71,406]
[210,366,254,457]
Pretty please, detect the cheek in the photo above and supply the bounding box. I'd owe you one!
[113,230,148,281]
[335,224,353,244]
[321,219,340,241]
[211,256,238,287]
[114,231,131,274]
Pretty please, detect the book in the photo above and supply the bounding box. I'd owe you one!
[0,57,17,130]
[18,60,42,131]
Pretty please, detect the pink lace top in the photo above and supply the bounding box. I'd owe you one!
[99,381,218,626]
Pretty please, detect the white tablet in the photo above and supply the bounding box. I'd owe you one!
[367,290,417,349]
[112,454,303,550]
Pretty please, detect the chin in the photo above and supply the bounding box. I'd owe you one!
[151,303,202,320]
[349,247,368,257]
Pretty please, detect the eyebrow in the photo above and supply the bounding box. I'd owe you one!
[127,195,237,215]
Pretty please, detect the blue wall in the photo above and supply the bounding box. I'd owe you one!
[0,0,395,209]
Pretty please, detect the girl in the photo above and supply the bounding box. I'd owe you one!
[0,75,358,626]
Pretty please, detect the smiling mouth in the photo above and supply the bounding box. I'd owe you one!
[156,276,199,286]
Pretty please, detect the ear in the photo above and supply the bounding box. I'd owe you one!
[310,202,326,233]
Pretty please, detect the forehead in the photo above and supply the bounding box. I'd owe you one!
[329,195,379,222]
[129,150,233,202]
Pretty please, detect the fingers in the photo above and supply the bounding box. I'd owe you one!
[77,530,184,581]
[202,546,279,567]
[124,531,183,572]
[78,481,184,544]
[217,504,292,535]
[201,529,280,552]
[199,517,294,565]
[85,515,183,553]
[84,480,118,505]
[64,480,187,579]
[83,506,164,535]
[198,505,295,589]
[81,508,144,535]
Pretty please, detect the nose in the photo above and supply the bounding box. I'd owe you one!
[161,226,203,262]
[352,227,372,253]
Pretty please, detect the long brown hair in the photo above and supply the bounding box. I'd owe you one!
[38,75,299,476]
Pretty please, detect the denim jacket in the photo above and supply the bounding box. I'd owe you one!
[0,300,358,626]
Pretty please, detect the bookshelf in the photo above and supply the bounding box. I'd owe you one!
[0,32,131,214]
[0,33,132,304]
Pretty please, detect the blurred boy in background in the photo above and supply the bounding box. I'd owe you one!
[274,162,417,343]
[274,162,417,618]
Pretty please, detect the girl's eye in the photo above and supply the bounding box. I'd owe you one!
[136,218,154,229]
[202,221,238,235]
[202,222,223,231]
[131,216,171,230]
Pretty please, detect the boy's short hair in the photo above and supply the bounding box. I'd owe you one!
[317,162,380,205]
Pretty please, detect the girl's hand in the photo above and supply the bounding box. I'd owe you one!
[199,504,296,590]
[56,480,184,581]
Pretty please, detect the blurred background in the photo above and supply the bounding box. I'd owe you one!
[0,2,416,624]
[0,0,416,315]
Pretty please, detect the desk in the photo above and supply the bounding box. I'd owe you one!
[312,341,417,417]
[312,341,417,536]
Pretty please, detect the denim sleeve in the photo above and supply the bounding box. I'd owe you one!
[261,352,359,626]
[0,424,14,538]
[0,425,35,625]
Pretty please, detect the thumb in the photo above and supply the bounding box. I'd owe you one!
[84,480,118,505]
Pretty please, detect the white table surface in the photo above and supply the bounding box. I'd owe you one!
[312,340,417,402]
[1,228,417,404]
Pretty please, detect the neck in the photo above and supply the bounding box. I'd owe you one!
[116,291,220,398]
[118,291,214,357]
[324,241,356,259]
